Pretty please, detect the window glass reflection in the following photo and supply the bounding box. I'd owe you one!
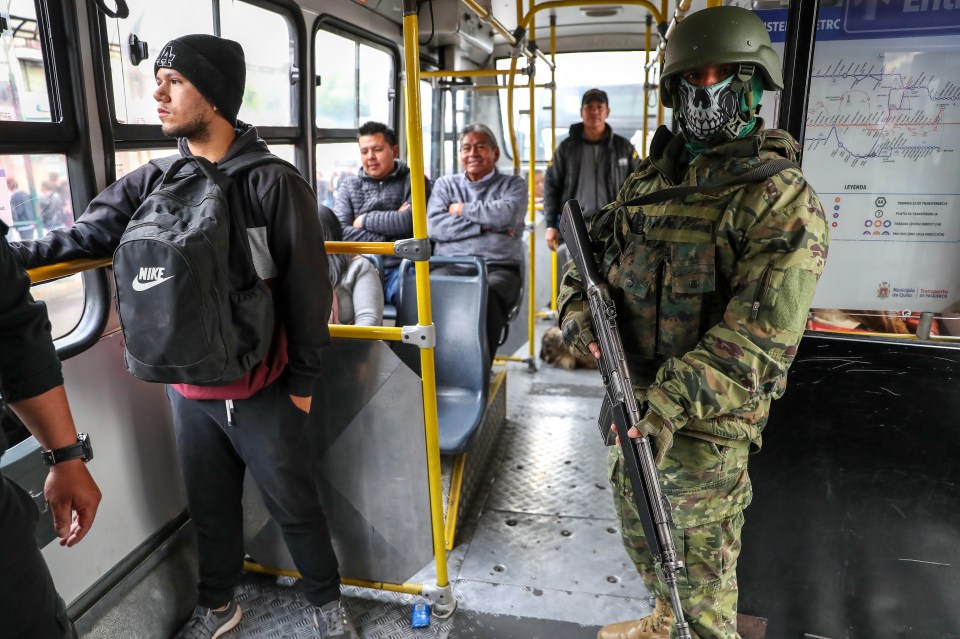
[0,0,51,122]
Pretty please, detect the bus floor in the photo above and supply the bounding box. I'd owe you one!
[217,319,654,639]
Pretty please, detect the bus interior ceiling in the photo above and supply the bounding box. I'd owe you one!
[1,0,959,638]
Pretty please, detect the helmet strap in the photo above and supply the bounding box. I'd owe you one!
[717,63,758,141]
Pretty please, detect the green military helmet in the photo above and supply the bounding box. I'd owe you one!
[660,6,783,108]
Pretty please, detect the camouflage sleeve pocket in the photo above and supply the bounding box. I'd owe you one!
[753,266,816,332]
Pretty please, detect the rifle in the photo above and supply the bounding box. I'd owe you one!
[559,199,691,639]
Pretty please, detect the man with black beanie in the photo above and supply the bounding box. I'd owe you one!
[10,34,358,639]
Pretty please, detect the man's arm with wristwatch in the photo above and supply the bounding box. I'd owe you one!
[1,230,101,547]
[10,386,101,547]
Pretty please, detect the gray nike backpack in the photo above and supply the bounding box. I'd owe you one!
[112,153,291,385]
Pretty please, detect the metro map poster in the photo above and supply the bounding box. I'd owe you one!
[759,1,960,313]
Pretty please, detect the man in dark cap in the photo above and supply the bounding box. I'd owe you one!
[10,34,358,639]
[543,88,638,253]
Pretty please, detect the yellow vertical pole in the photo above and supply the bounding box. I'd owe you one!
[658,0,667,128]
[527,0,537,358]
[401,0,449,593]
[549,12,558,312]
[643,15,651,159]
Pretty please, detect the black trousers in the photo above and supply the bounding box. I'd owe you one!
[167,381,341,609]
[0,473,77,639]
[432,263,522,364]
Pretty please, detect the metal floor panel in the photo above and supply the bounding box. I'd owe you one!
[458,511,647,599]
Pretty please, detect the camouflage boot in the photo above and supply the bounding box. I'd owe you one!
[597,598,674,639]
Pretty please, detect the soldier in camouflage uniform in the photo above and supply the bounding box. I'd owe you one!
[557,7,829,639]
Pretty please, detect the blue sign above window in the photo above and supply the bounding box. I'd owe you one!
[759,1,960,42]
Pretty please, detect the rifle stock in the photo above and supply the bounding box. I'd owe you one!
[559,199,691,639]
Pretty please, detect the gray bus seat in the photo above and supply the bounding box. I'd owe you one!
[394,256,489,454]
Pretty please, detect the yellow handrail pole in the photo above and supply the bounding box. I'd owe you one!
[648,0,694,127]
[642,15,651,159]
[460,0,543,63]
[402,0,450,598]
[421,68,522,78]
[526,0,537,358]
[324,240,397,255]
[459,82,551,91]
[522,0,662,30]
[328,325,403,340]
[508,52,521,173]
[26,258,112,284]
[549,12,558,312]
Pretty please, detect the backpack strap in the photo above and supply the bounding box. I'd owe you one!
[618,158,799,208]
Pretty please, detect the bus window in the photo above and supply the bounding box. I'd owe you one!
[104,0,215,125]
[1,153,82,340]
[115,145,294,179]
[0,0,51,122]
[1,153,74,238]
[269,144,296,165]
[497,51,657,162]
[315,29,396,131]
[115,149,175,179]
[220,1,296,127]
[29,274,83,341]
[420,80,433,179]
[315,143,361,209]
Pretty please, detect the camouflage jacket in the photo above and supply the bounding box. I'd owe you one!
[558,123,828,450]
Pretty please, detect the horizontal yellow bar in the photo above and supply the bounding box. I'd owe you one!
[326,241,396,255]
[340,577,424,596]
[243,560,423,595]
[329,325,403,341]
[421,68,521,78]
[23,242,395,284]
[467,83,552,91]
[28,258,112,284]
[493,355,524,363]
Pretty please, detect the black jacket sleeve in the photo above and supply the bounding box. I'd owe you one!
[8,164,162,269]
[258,171,332,396]
[543,147,566,230]
[0,231,63,406]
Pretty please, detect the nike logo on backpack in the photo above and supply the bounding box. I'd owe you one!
[132,267,175,292]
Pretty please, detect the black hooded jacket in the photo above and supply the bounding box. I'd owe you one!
[543,122,638,229]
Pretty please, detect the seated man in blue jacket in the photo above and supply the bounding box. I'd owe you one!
[427,123,527,362]
[335,121,431,306]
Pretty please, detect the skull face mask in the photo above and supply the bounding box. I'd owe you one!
[676,75,740,141]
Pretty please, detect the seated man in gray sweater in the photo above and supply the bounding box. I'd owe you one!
[427,123,527,363]
[335,121,431,306]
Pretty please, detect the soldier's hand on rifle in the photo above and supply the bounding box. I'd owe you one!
[611,411,674,465]
[560,301,597,357]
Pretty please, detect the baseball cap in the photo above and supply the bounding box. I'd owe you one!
[581,88,609,106]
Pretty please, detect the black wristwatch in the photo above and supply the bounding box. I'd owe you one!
[41,433,94,466]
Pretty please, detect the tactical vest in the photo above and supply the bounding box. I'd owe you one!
[599,129,799,389]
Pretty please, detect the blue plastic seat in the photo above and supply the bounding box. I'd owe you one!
[394,256,489,454]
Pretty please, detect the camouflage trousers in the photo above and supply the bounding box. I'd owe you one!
[609,433,752,639]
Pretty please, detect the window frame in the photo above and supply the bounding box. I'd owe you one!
[312,15,401,144]
[88,0,310,178]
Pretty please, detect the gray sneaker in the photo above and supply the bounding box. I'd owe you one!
[174,600,242,639]
[313,599,359,639]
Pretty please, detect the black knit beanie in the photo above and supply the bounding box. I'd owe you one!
[154,34,245,125]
